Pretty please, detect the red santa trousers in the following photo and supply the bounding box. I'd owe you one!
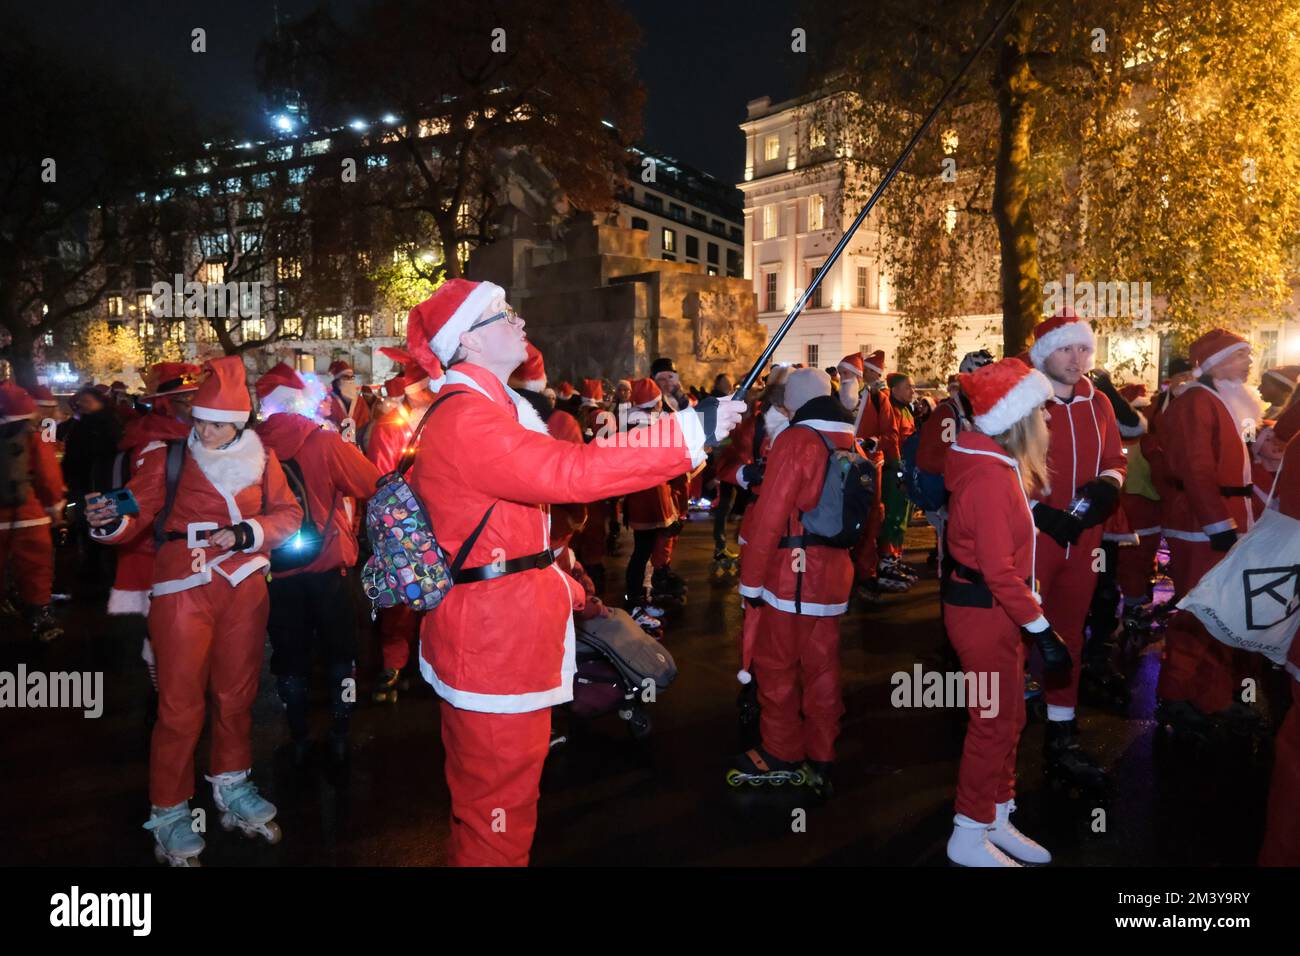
[945,603,1027,823]
[0,525,54,605]
[1038,528,1102,708]
[439,700,552,866]
[1259,680,1300,866]
[752,605,844,764]
[378,605,419,671]
[1157,539,1244,712]
[147,574,270,807]
[1116,534,1159,602]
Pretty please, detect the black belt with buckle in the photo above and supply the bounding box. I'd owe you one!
[453,549,554,584]
[1169,479,1252,497]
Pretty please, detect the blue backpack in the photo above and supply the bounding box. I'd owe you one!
[901,419,948,513]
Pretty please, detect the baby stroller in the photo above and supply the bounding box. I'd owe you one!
[570,607,677,739]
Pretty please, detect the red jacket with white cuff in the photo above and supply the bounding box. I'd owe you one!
[944,431,1047,631]
[1037,375,1126,512]
[90,429,302,596]
[1161,382,1254,540]
[411,363,708,714]
[0,425,65,531]
[256,412,381,576]
[738,397,857,617]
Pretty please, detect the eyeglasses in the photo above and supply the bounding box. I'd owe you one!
[468,307,521,332]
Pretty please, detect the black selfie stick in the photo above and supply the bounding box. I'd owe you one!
[734,0,1023,400]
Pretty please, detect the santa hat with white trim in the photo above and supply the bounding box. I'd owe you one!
[1189,328,1250,375]
[255,361,307,412]
[191,356,252,424]
[142,362,202,398]
[0,382,36,424]
[580,378,604,405]
[1262,364,1300,392]
[379,346,437,397]
[960,357,1054,436]
[408,277,506,367]
[1029,309,1095,370]
[629,377,662,409]
[327,359,354,380]
[510,343,546,393]
[863,349,885,377]
[837,352,865,380]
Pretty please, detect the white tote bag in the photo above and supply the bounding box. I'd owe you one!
[1177,496,1300,666]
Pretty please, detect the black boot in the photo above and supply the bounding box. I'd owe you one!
[26,604,62,642]
[275,675,312,766]
[805,760,834,799]
[1044,718,1109,793]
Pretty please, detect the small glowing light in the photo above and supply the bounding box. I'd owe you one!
[382,113,398,124]
[350,119,368,131]
[273,114,294,132]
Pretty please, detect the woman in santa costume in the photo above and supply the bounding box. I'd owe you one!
[86,356,302,866]
[619,377,681,617]
[571,378,616,596]
[0,382,65,641]
[323,358,370,442]
[730,368,857,797]
[401,279,742,866]
[256,363,380,766]
[942,358,1068,866]
[364,346,441,703]
[1259,393,1300,865]
[1157,329,1265,741]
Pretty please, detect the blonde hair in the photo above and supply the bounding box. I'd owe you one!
[994,407,1050,496]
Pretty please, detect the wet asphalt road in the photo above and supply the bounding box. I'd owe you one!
[0,512,1282,866]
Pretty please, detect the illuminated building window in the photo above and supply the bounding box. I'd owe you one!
[355,313,372,337]
[316,314,343,340]
[764,134,780,161]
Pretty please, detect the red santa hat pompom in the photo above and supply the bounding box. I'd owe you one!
[408,278,506,367]
[836,352,865,380]
[143,362,202,398]
[510,342,547,393]
[580,378,604,405]
[327,359,354,381]
[0,381,37,423]
[1029,308,1095,370]
[863,349,886,377]
[255,361,307,411]
[557,381,576,400]
[1118,383,1150,408]
[1262,364,1300,391]
[191,355,252,424]
[629,377,662,409]
[1189,328,1250,375]
[960,357,1053,436]
[27,384,58,407]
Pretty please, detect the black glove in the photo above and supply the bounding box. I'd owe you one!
[739,461,765,488]
[693,397,728,447]
[229,522,257,551]
[1032,504,1085,548]
[743,594,765,610]
[1208,528,1239,552]
[1024,624,1072,673]
[1072,478,1120,528]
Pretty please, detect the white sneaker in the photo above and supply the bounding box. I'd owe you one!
[946,815,1021,867]
[988,800,1051,864]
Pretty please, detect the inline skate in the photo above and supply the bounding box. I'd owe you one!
[725,747,808,788]
[143,801,204,867]
[207,769,282,845]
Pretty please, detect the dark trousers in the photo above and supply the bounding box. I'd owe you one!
[267,568,358,742]
[712,482,736,550]
[624,529,658,602]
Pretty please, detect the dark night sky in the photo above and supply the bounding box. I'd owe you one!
[8,0,807,188]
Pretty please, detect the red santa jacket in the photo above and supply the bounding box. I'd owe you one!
[411,363,708,713]
[916,396,965,476]
[107,412,190,615]
[0,422,65,531]
[91,429,302,596]
[1161,382,1253,540]
[944,431,1047,630]
[854,385,898,463]
[256,412,380,576]
[365,399,422,475]
[738,396,857,617]
[1037,375,1126,512]
[622,405,679,531]
[719,405,786,546]
[326,391,371,440]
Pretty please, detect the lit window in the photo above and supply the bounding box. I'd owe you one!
[355,313,372,337]
[106,295,124,317]
[166,320,186,343]
[808,194,825,231]
[808,264,824,309]
[662,228,676,253]
[280,316,303,337]
[809,125,826,150]
[856,266,869,308]
[942,128,959,155]
[251,172,273,190]
[221,177,241,193]
[283,196,301,213]
[265,146,293,162]
[764,134,780,161]
[137,317,156,339]
[764,272,778,312]
[316,314,343,340]
[301,139,332,156]
[137,293,154,317]
[198,261,225,285]
[241,317,267,340]
[277,257,302,280]
[762,205,778,240]
[355,250,372,271]
[418,118,450,137]
[366,153,389,168]
[393,311,407,338]
[288,167,310,184]
[244,201,264,219]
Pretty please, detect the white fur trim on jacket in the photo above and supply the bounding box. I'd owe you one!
[974,369,1054,436]
[107,587,151,616]
[428,282,506,365]
[442,368,550,436]
[186,428,266,497]
[1029,320,1095,369]
[674,407,708,469]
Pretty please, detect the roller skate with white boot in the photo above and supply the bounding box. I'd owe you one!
[143,801,204,867]
[206,769,282,845]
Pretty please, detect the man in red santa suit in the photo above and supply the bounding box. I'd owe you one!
[1259,364,1299,420]
[86,356,302,866]
[256,363,380,765]
[323,358,371,442]
[942,358,1066,866]
[1259,395,1300,865]
[0,382,65,641]
[731,368,857,797]
[1025,310,1125,791]
[1157,329,1265,739]
[837,349,909,598]
[365,346,441,703]
[620,377,681,617]
[402,279,743,866]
